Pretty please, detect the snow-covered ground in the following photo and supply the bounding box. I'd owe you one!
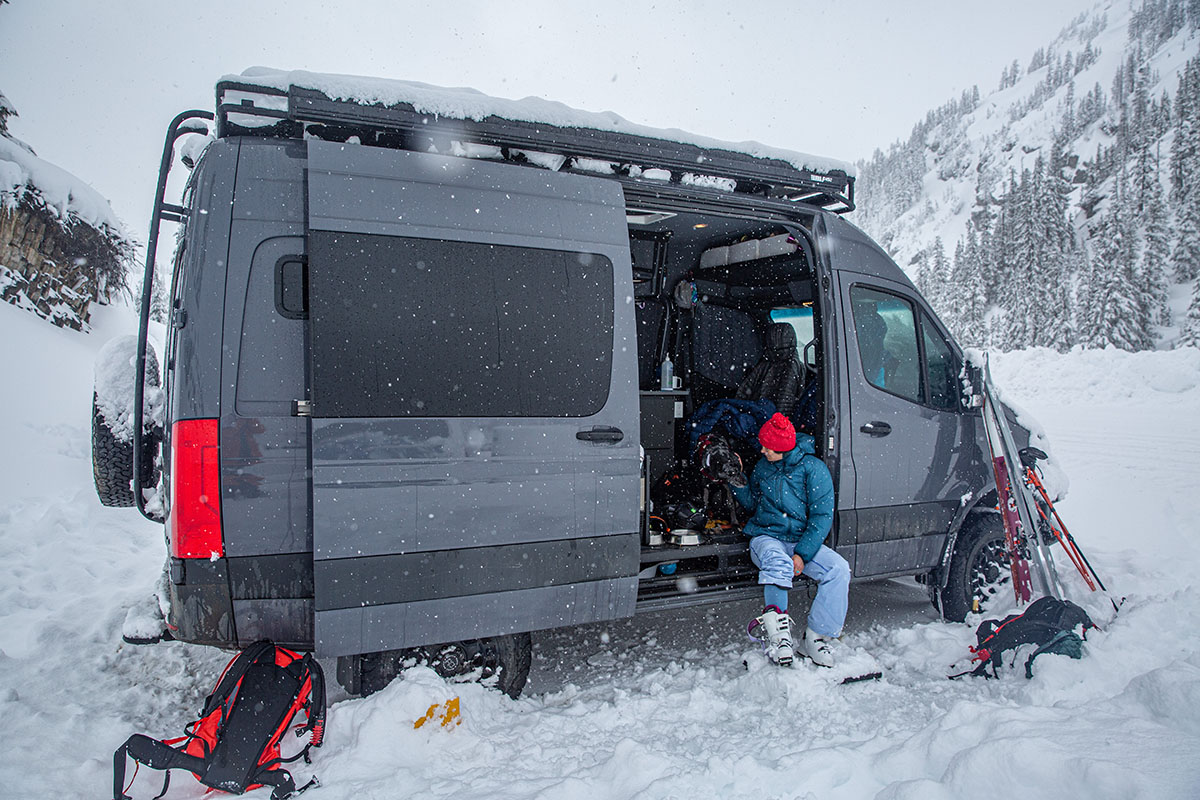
[1,300,1199,799]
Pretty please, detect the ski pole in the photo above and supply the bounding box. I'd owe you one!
[1030,490,1096,590]
[1025,468,1095,585]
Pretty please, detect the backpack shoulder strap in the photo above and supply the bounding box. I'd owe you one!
[201,640,278,718]
[113,734,207,800]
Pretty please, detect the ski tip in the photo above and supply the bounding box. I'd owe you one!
[840,671,882,685]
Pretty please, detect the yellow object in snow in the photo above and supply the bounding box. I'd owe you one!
[414,697,461,729]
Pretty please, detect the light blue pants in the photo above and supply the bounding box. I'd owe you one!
[749,537,850,638]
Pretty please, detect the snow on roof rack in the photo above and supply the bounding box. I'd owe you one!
[214,71,855,213]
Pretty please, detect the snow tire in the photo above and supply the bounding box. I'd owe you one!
[940,513,1008,622]
[92,392,136,507]
[91,343,161,507]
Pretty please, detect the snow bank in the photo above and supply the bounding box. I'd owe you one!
[0,133,123,232]
[230,67,856,178]
[1,301,1198,798]
[993,346,1200,406]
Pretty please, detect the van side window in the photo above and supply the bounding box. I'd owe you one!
[850,286,921,403]
[921,314,959,410]
[308,232,614,418]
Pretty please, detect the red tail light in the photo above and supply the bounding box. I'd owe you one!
[168,418,224,558]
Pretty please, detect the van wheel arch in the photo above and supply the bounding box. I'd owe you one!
[938,511,1008,622]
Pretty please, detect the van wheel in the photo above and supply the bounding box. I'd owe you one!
[92,393,136,507]
[940,514,1009,622]
[91,339,161,507]
[340,633,533,699]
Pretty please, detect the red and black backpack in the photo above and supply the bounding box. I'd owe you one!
[114,640,326,800]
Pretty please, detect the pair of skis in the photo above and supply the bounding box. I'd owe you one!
[976,355,1063,605]
[973,355,1111,609]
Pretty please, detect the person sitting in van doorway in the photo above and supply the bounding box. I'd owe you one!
[730,413,850,667]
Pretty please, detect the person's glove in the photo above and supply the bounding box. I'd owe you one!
[726,470,748,489]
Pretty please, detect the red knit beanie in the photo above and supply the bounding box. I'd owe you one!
[758,412,796,452]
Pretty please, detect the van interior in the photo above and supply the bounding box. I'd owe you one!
[623,201,825,609]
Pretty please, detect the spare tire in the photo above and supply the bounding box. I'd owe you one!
[92,337,161,507]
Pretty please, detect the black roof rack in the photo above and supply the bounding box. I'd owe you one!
[215,79,854,213]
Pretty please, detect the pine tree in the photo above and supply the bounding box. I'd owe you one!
[1038,151,1078,349]
[1061,81,1077,141]
[1000,169,1036,348]
[1179,279,1200,347]
[1174,184,1200,281]
[955,220,989,348]
[931,238,950,313]
[1088,173,1155,350]
[1169,57,1199,203]
[1141,172,1172,324]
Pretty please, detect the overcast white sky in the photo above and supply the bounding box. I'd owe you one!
[2,0,1097,247]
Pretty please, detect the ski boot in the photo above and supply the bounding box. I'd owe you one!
[799,627,834,668]
[748,606,794,666]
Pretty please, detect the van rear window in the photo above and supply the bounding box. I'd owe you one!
[308,232,614,418]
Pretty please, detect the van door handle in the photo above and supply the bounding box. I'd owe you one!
[860,421,891,437]
[576,426,624,443]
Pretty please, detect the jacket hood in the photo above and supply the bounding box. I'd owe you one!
[780,432,817,466]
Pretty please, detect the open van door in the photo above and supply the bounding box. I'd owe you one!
[304,141,641,657]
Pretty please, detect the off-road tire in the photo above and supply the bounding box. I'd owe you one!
[91,344,161,507]
[940,513,1008,622]
[492,632,533,699]
[92,392,136,507]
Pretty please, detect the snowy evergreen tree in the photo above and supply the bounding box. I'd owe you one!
[1174,185,1200,281]
[1088,174,1155,350]
[1141,171,1173,324]
[1169,56,1198,203]
[1179,278,1200,347]
[951,220,989,348]
[930,238,950,312]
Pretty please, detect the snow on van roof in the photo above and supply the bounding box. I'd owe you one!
[228,67,856,178]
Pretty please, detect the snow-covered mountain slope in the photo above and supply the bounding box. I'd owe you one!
[855,0,1200,351]
[1,301,1199,797]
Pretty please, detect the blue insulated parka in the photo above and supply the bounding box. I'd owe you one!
[731,433,834,563]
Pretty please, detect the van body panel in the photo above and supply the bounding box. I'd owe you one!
[218,142,311,561]
[167,140,238,423]
[316,578,638,657]
[303,142,640,655]
[836,269,982,577]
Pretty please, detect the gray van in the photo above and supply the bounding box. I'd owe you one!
[93,72,1024,698]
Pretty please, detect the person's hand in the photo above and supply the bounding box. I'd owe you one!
[793,554,805,576]
[727,471,748,489]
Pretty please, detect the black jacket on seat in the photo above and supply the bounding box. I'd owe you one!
[736,323,804,418]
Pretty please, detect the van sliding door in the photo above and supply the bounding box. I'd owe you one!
[305,141,640,657]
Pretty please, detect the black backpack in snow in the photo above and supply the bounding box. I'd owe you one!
[114,640,326,800]
[951,596,1097,679]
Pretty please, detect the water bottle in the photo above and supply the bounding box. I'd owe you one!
[660,355,674,391]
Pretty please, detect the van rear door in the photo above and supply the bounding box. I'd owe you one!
[304,141,640,658]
